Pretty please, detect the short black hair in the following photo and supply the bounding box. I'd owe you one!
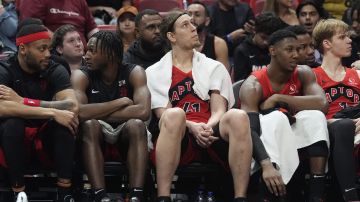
[269,30,297,46]
[17,18,43,32]
[255,12,288,35]
[188,1,210,17]
[135,9,160,28]
[296,0,329,19]
[91,31,123,65]
[51,24,78,54]
[285,25,308,36]
[16,24,48,38]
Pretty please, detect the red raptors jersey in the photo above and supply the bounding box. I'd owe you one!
[169,66,211,123]
[252,67,302,101]
[313,67,360,119]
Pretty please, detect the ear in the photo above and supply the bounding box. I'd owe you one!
[18,44,27,56]
[205,16,210,27]
[135,27,140,38]
[167,32,176,43]
[269,45,276,56]
[56,46,63,55]
[322,39,331,50]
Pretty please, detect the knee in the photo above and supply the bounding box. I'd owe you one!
[123,119,147,140]
[222,109,250,137]
[81,119,101,143]
[160,108,186,131]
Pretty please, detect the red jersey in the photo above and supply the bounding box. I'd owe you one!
[313,67,360,119]
[252,67,302,102]
[169,66,211,123]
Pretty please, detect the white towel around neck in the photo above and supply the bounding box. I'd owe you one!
[146,50,234,109]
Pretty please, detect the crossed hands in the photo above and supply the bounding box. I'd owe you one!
[188,122,219,148]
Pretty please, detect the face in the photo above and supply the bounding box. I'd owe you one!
[84,37,107,71]
[57,31,84,60]
[253,32,270,50]
[298,5,321,34]
[270,37,299,72]
[138,14,163,49]
[325,29,352,58]
[20,39,51,72]
[118,13,136,35]
[352,10,360,35]
[187,4,209,33]
[277,0,293,8]
[169,14,200,50]
[296,34,315,65]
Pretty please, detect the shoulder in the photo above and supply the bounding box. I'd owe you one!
[240,75,263,97]
[214,35,227,47]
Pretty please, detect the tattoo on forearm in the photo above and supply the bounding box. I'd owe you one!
[40,100,74,110]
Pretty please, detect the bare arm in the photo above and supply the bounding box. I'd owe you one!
[214,36,230,72]
[207,90,227,127]
[239,75,262,112]
[71,69,131,122]
[103,66,151,122]
[262,66,328,113]
[0,100,56,119]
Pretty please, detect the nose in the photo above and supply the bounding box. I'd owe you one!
[44,48,50,58]
[190,22,196,31]
[84,51,91,60]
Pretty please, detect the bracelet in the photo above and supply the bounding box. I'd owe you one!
[23,98,41,107]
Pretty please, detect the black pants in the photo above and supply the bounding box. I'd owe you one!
[0,118,75,188]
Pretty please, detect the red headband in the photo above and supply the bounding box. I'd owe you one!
[16,31,51,46]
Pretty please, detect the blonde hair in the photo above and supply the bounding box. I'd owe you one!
[312,19,349,53]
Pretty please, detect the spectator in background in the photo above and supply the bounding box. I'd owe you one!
[123,9,165,69]
[0,0,17,53]
[187,1,230,71]
[233,12,286,81]
[263,0,299,25]
[51,25,85,72]
[296,0,328,35]
[285,25,319,67]
[18,0,99,48]
[116,5,138,52]
[208,0,255,57]
[87,0,133,25]
[347,0,360,51]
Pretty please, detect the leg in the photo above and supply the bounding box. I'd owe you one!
[329,119,358,201]
[42,121,76,201]
[0,118,26,192]
[81,120,105,189]
[120,119,148,199]
[219,109,252,198]
[155,108,186,197]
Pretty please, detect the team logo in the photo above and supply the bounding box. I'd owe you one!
[118,80,126,87]
[289,84,297,95]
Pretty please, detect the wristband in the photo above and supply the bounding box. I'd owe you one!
[226,34,233,43]
[23,98,41,107]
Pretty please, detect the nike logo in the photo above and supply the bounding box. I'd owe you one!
[91,89,99,94]
[133,188,142,192]
[344,188,356,192]
[28,100,35,104]
[249,55,255,59]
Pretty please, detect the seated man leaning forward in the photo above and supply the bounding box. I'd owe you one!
[71,31,151,202]
[240,30,330,201]
[146,11,253,202]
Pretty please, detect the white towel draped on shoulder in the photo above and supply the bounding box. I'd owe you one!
[146,50,234,109]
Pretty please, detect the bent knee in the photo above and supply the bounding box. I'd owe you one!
[160,108,186,128]
[81,119,102,142]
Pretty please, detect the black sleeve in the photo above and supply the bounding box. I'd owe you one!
[0,64,12,86]
[248,112,270,163]
[49,64,72,94]
[233,45,251,82]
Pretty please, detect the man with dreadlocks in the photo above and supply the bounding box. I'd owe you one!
[71,31,150,202]
[0,24,79,202]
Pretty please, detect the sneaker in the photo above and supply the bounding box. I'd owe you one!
[57,194,75,202]
[15,192,28,202]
